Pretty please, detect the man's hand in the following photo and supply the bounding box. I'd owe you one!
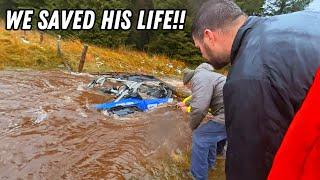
[180,106,189,113]
[177,102,188,113]
[177,102,186,108]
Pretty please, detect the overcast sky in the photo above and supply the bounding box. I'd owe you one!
[306,0,320,10]
[263,0,320,13]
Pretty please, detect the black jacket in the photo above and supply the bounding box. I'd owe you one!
[223,10,320,180]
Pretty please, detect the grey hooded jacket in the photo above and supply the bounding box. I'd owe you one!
[189,63,226,130]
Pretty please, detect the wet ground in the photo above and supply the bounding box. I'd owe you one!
[0,70,193,179]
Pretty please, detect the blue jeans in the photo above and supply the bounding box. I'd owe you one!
[191,121,227,180]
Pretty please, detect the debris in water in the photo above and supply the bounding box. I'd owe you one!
[76,108,88,118]
[33,107,48,124]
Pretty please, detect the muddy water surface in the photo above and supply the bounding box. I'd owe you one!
[0,70,191,179]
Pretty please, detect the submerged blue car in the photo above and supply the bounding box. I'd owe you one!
[88,74,174,116]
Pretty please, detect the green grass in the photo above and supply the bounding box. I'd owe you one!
[0,23,186,77]
[146,149,226,179]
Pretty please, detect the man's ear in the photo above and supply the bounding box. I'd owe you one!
[204,29,216,45]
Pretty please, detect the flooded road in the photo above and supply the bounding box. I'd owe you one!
[0,70,191,179]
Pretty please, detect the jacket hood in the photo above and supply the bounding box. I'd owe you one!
[195,63,215,72]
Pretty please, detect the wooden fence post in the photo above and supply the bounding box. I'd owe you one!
[78,44,89,73]
[40,32,44,44]
[57,35,62,57]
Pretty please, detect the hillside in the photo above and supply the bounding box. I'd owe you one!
[0,23,186,77]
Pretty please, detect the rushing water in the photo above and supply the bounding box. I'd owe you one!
[0,70,191,179]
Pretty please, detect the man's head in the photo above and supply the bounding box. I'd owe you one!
[192,0,247,69]
[183,68,195,88]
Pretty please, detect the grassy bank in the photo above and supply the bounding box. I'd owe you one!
[0,24,185,77]
[147,148,226,179]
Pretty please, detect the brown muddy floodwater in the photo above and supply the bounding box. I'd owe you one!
[0,70,192,179]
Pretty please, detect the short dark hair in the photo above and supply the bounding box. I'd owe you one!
[192,0,245,39]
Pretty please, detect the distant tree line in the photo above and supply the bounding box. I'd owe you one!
[0,0,312,65]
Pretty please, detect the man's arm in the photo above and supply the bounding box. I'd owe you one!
[189,75,214,130]
[177,96,192,113]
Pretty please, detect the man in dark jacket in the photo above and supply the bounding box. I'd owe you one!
[191,0,320,179]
